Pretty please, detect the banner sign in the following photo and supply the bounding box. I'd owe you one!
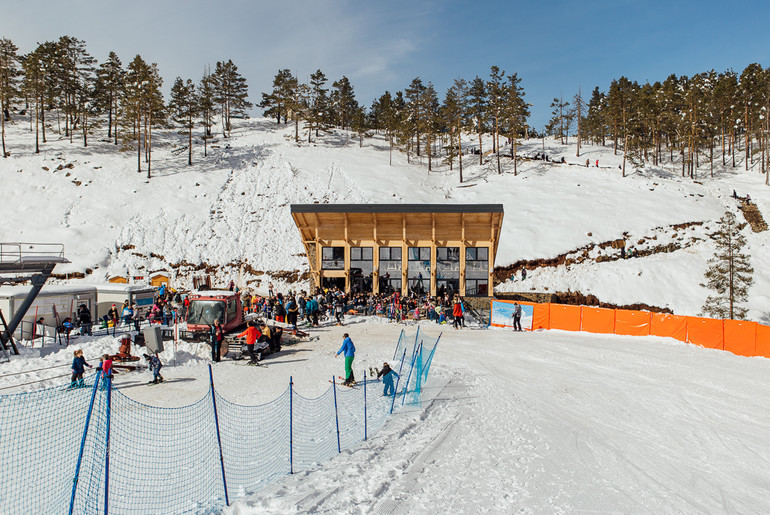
[490,299,534,330]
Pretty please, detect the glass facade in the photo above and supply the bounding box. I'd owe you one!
[407,247,431,295]
[465,247,489,296]
[321,246,344,270]
[436,247,460,297]
[350,247,374,293]
[378,247,402,294]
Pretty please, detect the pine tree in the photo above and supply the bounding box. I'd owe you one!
[95,52,124,144]
[701,211,753,320]
[0,38,20,157]
[503,72,529,176]
[420,82,439,171]
[56,36,96,145]
[123,55,164,178]
[574,87,585,157]
[442,78,468,179]
[487,66,507,173]
[546,95,571,144]
[212,59,251,138]
[169,77,199,165]
[22,43,56,153]
[585,86,606,146]
[198,68,216,157]
[307,69,328,142]
[404,77,426,158]
[330,76,358,131]
[467,77,486,165]
[260,69,296,124]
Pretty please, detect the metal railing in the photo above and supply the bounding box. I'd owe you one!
[0,243,66,263]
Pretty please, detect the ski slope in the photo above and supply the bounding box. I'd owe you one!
[2,316,770,513]
[1,117,769,319]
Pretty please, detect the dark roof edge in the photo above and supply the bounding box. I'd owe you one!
[291,203,504,214]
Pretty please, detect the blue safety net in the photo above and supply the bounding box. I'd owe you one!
[0,329,441,513]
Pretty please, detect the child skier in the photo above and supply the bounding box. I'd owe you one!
[70,350,92,387]
[336,333,356,385]
[144,353,164,384]
[377,362,399,397]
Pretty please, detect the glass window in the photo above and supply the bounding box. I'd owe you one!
[408,247,431,294]
[351,247,374,293]
[465,247,489,295]
[322,246,345,270]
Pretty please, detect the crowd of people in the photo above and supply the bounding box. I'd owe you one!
[239,286,471,330]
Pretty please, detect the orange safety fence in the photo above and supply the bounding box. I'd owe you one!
[686,316,724,350]
[614,310,652,336]
[650,313,687,341]
[755,324,770,359]
[491,300,770,359]
[531,303,550,330]
[723,319,757,357]
[548,304,582,331]
[580,306,615,334]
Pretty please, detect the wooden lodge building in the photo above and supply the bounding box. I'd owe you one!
[290,204,504,297]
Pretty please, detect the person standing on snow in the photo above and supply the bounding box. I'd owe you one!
[452,299,464,329]
[336,333,356,385]
[70,349,92,387]
[237,321,261,364]
[377,362,399,396]
[513,302,523,332]
[210,320,224,362]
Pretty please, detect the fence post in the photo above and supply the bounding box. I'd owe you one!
[103,375,112,515]
[393,329,404,360]
[289,376,294,474]
[401,343,420,406]
[332,377,341,453]
[363,370,367,441]
[390,349,407,414]
[208,365,230,507]
[69,369,103,515]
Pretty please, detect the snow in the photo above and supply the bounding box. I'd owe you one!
[1,116,768,317]
[2,116,770,512]
[3,318,770,513]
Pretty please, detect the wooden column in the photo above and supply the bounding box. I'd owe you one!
[430,213,437,297]
[459,214,466,296]
[344,213,351,292]
[314,222,321,290]
[372,213,380,294]
[401,214,408,296]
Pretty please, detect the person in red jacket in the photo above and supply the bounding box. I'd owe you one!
[452,299,464,330]
[237,321,261,364]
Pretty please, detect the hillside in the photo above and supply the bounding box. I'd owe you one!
[1,116,768,320]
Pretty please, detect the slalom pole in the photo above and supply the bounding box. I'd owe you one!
[401,344,420,406]
[69,369,103,515]
[289,376,294,474]
[208,365,230,506]
[389,349,407,414]
[363,369,368,441]
[332,377,341,453]
[103,374,112,515]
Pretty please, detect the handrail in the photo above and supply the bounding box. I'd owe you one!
[0,243,66,263]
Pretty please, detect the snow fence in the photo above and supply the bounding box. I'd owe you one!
[0,330,440,514]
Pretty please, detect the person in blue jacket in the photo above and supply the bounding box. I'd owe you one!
[377,362,399,396]
[70,349,92,387]
[336,333,356,385]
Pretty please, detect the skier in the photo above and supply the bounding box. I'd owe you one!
[377,362,399,397]
[70,350,92,387]
[336,333,356,385]
[144,353,164,384]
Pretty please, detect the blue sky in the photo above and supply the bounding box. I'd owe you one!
[5,0,770,130]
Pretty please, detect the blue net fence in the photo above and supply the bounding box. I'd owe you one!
[0,330,441,513]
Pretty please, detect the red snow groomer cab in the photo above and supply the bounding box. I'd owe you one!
[185,290,245,336]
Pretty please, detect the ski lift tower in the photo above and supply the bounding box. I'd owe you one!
[0,243,69,361]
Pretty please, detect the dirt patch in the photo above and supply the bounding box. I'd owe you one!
[738,200,768,232]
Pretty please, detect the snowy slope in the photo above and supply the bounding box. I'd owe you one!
[1,116,769,318]
[5,320,770,513]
